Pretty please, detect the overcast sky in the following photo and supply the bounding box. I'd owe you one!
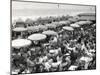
[12,1,95,11]
[12,1,96,21]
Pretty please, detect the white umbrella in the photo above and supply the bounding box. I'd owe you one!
[45,24,57,29]
[75,21,86,25]
[27,26,39,32]
[63,26,74,31]
[52,22,61,27]
[13,27,27,37]
[28,33,46,41]
[52,22,59,24]
[37,25,48,31]
[70,23,80,28]
[42,30,57,36]
[86,21,92,24]
[13,27,27,32]
[68,18,78,23]
[59,21,69,25]
[12,39,32,48]
[76,21,92,25]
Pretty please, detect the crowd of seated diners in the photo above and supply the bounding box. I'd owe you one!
[11,18,96,74]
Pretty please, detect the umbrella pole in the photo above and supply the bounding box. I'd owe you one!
[21,32,23,38]
[14,32,16,38]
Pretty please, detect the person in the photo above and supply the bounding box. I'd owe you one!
[49,36,58,47]
[44,59,53,72]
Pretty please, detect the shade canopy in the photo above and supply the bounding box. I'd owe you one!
[52,22,60,27]
[27,26,39,32]
[70,23,80,28]
[13,27,27,32]
[58,21,71,27]
[76,21,92,25]
[86,21,93,24]
[12,39,32,48]
[45,24,57,28]
[59,21,68,25]
[64,21,71,25]
[28,33,46,41]
[37,25,48,31]
[63,26,74,31]
[42,30,57,36]
[68,18,78,23]
[27,25,47,32]
[52,22,59,25]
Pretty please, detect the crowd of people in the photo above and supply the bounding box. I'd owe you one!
[11,16,96,74]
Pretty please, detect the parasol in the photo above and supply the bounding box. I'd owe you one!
[70,23,80,28]
[27,26,39,32]
[37,25,48,31]
[63,26,74,31]
[45,24,57,29]
[13,27,28,37]
[28,33,46,41]
[42,30,57,36]
[86,21,93,24]
[68,18,78,23]
[76,21,92,25]
[52,22,60,27]
[12,39,32,48]
[59,21,68,25]
[13,27,27,32]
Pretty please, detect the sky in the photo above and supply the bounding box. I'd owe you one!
[12,1,95,10]
[12,1,96,21]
